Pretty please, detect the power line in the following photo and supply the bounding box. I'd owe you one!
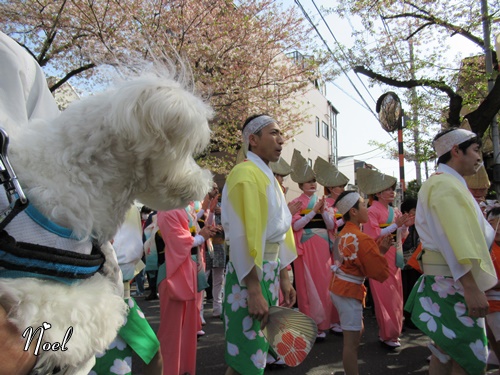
[309,0,377,105]
[293,0,379,121]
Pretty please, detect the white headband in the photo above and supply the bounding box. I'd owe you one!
[242,115,276,146]
[335,192,361,215]
[433,129,476,158]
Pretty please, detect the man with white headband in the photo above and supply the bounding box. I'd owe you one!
[405,127,497,375]
[221,114,297,375]
[329,190,391,375]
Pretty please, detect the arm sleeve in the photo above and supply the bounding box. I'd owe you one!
[158,210,195,278]
[292,210,316,231]
[380,223,397,236]
[205,211,215,226]
[196,209,205,221]
[192,234,205,247]
[322,211,335,231]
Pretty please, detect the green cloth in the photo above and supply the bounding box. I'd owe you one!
[91,297,159,374]
[405,275,488,375]
[223,259,280,375]
[420,172,496,289]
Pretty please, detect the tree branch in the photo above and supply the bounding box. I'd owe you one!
[465,74,500,137]
[48,63,96,92]
[354,65,463,126]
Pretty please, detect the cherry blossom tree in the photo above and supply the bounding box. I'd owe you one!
[1,0,320,173]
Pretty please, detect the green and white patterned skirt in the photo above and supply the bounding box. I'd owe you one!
[405,275,488,375]
[223,259,280,375]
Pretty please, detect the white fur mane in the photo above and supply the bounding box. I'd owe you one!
[8,73,213,244]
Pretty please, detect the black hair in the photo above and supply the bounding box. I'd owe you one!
[434,128,482,165]
[401,197,417,214]
[140,206,152,214]
[334,191,360,221]
[242,114,270,152]
[487,206,500,220]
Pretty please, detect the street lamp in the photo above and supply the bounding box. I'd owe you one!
[376,92,405,193]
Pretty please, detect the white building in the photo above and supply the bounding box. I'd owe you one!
[280,51,339,201]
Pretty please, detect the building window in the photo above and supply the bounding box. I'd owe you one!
[322,121,329,140]
[315,117,320,137]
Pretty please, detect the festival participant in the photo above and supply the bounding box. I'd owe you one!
[313,156,349,334]
[92,205,162,375]
[156,205,218,375]
[315,156,349,230]
[465,164,491,215]
[486,206,500,372]
[221,114,296,375]
[289,149,336,339]
[405,128,497,375]
[330,191,391,375]
[357,167,412,348]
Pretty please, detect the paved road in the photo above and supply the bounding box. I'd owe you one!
[132,293,434,374]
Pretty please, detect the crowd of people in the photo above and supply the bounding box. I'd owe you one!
[119,116,500,375]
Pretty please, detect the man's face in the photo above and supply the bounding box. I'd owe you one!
[249,122,284,164]
[354,197,369,223]
[456,143,482,176]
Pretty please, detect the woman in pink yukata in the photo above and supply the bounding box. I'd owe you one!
[356,167,414,348]
[313,156,350,335]
[156,204,218,375]
[289,150,337,339]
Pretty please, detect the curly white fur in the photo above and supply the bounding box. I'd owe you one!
[0,68,214,371]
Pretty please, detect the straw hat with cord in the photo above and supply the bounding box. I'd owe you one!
[313,156,349,188]
[464,164,490,190]
[270,157,292,177]
[236,146,291,178]
[290,149,315,184]
[356,168,397,195]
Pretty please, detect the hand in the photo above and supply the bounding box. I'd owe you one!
[288,201,302,216]
[280,268,296,308]
[395,213,409,228]
[214,206,221,215]
[376,234,393,254]
[209,194,219,211]
[461,272,490,318]
[199,225,218,240]
[404,214,415,227]
[244,267,269,329]
[313,197,325,214]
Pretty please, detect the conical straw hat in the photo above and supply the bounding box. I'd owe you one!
[262,306,317,367]
[464,164,490,189]
[290,149,315,183]
[356,167,397,195]
[270,157,292,177]
[313,157,349,187]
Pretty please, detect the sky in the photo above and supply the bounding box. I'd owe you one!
[287,0,486,183]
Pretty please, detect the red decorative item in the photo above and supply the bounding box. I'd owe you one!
[263,306,317,367]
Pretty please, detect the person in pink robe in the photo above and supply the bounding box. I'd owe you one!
[357,168,413,349]
[157,207,217,375]
[290,180,336,339]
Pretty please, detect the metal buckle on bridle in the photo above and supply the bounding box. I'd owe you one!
[0,127,26,205]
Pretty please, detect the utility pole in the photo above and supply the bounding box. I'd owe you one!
[481,0,500,197]
[408,38,423,186]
